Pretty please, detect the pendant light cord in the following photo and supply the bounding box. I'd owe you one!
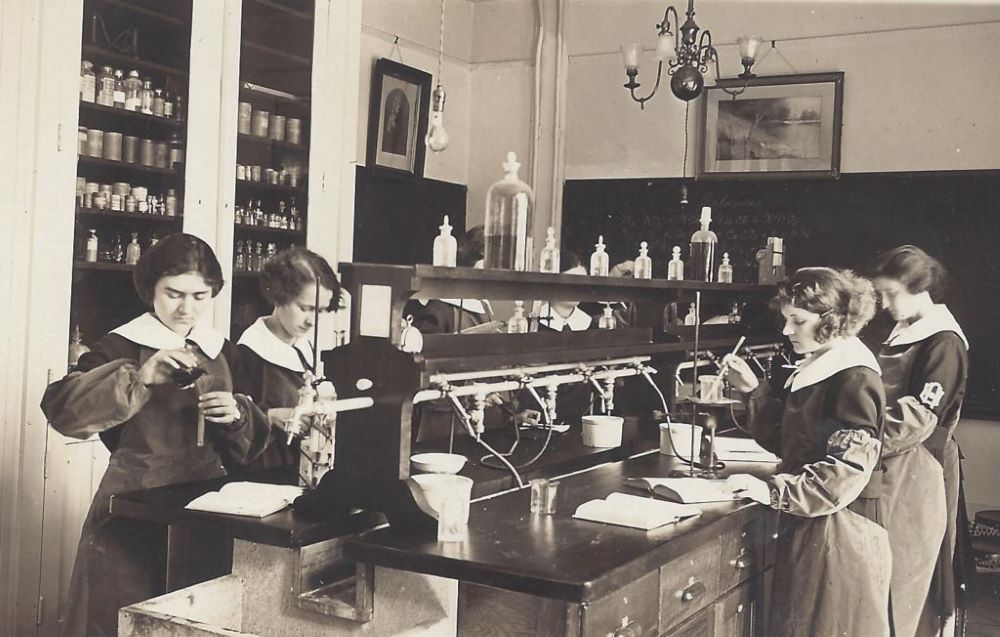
[436,0,446,81]
[682,101,690,179]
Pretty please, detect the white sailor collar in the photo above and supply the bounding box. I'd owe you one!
[885,304,969,351]
[785,337,881,393]
[111,312,225,358]
[237,317,313,373]
[537,303,592,332]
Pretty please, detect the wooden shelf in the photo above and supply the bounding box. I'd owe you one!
[241,40,310,68]
[233,223,304,238]
[235,179,305,196]
[237,133,308,152]
[79,100,184,130]
[246,0,311,21]
[77,154,183,178]
[73,260,134,272]
[82,44,187,78]
[76,207,182,223]
[91,0,189,28]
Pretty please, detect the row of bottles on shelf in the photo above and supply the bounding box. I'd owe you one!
[235,199,303,231]
[237,102,303,144]
[670,301,743,327]
[81,61,184,120]
[235,240,296,272]
[78,128,183,169]
[236,163,301,188]
[82,229,162,264]
[77,178,180,216]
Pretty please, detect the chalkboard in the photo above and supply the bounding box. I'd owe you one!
[563,171,1000,419]
[354,166,467,265]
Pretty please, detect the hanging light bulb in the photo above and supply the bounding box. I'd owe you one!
[426,84,449,152]
[426,0,449,152]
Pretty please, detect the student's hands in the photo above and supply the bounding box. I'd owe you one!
[725,473,770,505]
[199,391,242,425]
[138,348,200,386]
[721,354,760,393]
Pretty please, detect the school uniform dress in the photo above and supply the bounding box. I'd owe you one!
[40,313,269,637]
[878,304,969,636]
[745,337,892,637]
[231,317,316,474]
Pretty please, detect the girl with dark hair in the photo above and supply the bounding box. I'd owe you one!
[233,247,342,471]
[872,245,969,637]
[722,267,892,636]
[40,233,269,637]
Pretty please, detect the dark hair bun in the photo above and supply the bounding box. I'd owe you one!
[259,247,342,310]
[871,244,948,301]
[133,233,224,304]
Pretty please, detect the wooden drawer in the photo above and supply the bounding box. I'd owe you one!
[717,516,769,593]
[716,576,763,637]
[659,536,720,630]
[662,605,713,637]
[580,570,659,637]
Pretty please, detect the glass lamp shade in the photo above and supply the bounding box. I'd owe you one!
[738,36,763,62]
[670,65,704,101]
[656,31,674,60]
[621,43,642,71]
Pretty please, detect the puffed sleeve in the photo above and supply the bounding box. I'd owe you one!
[40,335,152,440]
[882,332,967,455]
[212,341,272,465]
[768,369,884,518]
[744,379,785,455]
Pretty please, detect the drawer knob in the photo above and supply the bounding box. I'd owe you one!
[681,580,706,602]
[734,554,752,570]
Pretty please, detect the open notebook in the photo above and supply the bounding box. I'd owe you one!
[624,477,739,504]
[186,482,304,518]
[713,437,780,463]
[573,492,702,530]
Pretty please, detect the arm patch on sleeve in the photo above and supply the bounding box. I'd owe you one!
[919,382,945,410]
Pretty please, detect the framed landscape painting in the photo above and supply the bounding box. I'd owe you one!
[699,72,844,179]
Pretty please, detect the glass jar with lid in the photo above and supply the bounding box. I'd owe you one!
[484,151,534,271]
[112,69,126,108]
[123,70,142,111]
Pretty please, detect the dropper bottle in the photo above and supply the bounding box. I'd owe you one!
[689,206,718,281]
[432,215,457,267]
[667,246,684,281]
[507,300,529,333]
[634,241,652,279]
[717,252,733,283]
[539,226,560,273]
[590,235,609,276]
[598,303,617,330]
[684,302,698,326]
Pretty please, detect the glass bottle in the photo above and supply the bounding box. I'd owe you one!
[507,300,529,334]
[85,229,98,262]
[590,235,609,277]
[140,79,154,114]
[432,215,457,267]
[277,201,288,229]
[96,66,115,107]
[80,60,96,103]
[634,241,652,279]
[717,252,733,283]
[728,302,742,325]
[667,246,684,281]
[266,242,277,264]
[598,303,617,330]
[112,69,126,108]
[235,240,246,271]
[538,226,559,273]
[689,206,718,282]
[125,232,141,265]
[289,198,300,231]
[169,132,184,168]
[163,90,174,119]
[683,303,698,326]
[164,189,178,216]
[124,70,142,111]
[111,233,124,263]
[483,151,534,271]
[152,89,165,117]
[253,242,264,272]
[174,94,185,122]
[68,325,90,370]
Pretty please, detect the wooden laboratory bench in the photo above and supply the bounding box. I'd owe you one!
[344,450,778,637]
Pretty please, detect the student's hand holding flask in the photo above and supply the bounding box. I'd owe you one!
[720,354,759,393]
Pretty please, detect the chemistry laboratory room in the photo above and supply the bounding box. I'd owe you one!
[4,0,1000,636]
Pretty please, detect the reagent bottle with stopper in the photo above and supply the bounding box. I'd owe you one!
[590,235,609,276]
[689,206,718,282]
[667,246,684,281]
[432,215,457,267]
[717,252,733,283]
[634,241,652,279]
[484,151,534,271]
[507,300,529,333]
[683,303,698,326]
[539,227,560,273]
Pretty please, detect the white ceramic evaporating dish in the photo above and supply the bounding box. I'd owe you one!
[581,415,624,448]
[410,452,467,475]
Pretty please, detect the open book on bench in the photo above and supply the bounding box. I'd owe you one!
[573,492,701,530]
[186,482,304,518]
[623,477,739,504]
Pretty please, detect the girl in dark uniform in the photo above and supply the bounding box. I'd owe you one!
[873,245,970,637]
[722,267,892,637]
[41,234,269,637]
[232,247,342,473]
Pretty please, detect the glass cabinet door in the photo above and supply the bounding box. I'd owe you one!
[229,0,314,339]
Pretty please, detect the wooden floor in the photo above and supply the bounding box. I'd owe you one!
[967,573,1000,637]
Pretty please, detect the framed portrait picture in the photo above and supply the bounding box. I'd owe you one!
[698,72,844,180]
[366,58,432,177]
